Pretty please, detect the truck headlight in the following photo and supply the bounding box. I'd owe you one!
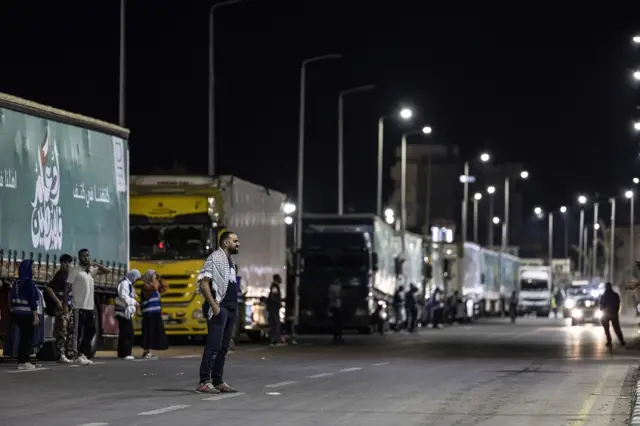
[594,310,603,319]
[565,299,576,309]
[571,308,583,318]
[192,309,204,319]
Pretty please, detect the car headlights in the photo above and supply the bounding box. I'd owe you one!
[594,310,603,319]
[571,308,583,318]
[565,299,576,309]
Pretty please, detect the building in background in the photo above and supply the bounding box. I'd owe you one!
[388,143,525,245]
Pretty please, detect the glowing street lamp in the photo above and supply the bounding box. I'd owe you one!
[399,108,413,119]
[492,216,500,225]
[283,202,296,215]
[487,186,496,194]
[480,152,490,163]
[422,126,432,134]
[578,195,587,204]
[634,177,639,184]
[626,190,634,199]
[534,207,542,215]
[634,122,640,131]
[284,216,293,225]
[474,192,482,200]
[633,35,640,44]
[520,170,529,179]
[560,206,567,213]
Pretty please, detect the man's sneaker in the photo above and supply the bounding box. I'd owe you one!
[57,355,72,364]
[124,355,135,360]
[17,362,35,370]
[75,355,92,366]
[215,382,237,393]
[195,383,220,394]
[142,352,156,359]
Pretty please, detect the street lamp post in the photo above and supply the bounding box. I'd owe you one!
[609,198,616,284]
[376,108,412,217]
[338,85,375,215]
[473,193,482,243]
[548,212,554,264]
[592,202,599,278]
[560,206,568,259]
[208,0,248,177]
[461,153,490,244]
[487,186,496,247]
[294,53,341,342]
[400,126,432,232]
[627,190,635,279]
[577,195,587,276]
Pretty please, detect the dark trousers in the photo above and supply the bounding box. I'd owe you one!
[267,310,280,344]
[116,316,134,358]
[74,308,96,358]
[407,306,418,331]
[393,306,402,331]
[199,306,237,385]
[12,314,34,364]
[601,314,625,345]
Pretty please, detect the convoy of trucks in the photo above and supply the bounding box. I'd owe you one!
[0,92,130,359]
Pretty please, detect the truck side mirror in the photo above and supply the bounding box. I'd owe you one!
[372,253,379,271]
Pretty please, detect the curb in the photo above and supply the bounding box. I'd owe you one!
[632,367,640,425]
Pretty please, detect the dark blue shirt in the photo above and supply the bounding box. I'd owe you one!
[222,257,237,311]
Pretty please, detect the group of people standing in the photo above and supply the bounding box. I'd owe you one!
[5,248,169,370]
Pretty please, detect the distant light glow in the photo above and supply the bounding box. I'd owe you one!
[474,192,482,200]
[634,177,639,184]
[479,152,490,162]
[560,206,567,213]
[422,126,432,134]
[399,108,412,119]
[385,214,395,225]
[578,195,587,204]
[634,35,640,44]
[487,186,496,194]
[534,207,542,215]
[520,170,529,179]
[492,216,500,225]
[384,208,394,217]
[283,202,296,214]
[594,223,600,230]
[634,122,640,131]
[626,190,634,199]
[284,216,293,225]
[634,71,640,81]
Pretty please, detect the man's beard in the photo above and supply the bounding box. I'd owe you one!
[79,258,90,266]
[229,247,239,255]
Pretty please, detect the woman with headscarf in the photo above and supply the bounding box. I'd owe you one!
[9,259,40,370]
[140,269,168,358]
[115,269,142,360]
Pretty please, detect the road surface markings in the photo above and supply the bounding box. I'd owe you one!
[265,381,298,388]
[138,405,191,416]
[202,392,246,401]
[6,367,50,373]
[339,367,362,372]
[77,423,109,426]
[574,365,611,426]
[372,362,389,366]
[306,372,334,379]
[173,355,199,359]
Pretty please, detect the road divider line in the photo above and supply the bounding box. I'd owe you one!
[339,367,362,372]
[306,372,334,379]
[265,381,298,388]
[372,362,389,366]
[173,355,199,359]
[77,423,109,426]
[202,392,246,401]
[6,367,50,373]
[138,405,191,416]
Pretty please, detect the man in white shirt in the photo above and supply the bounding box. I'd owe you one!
[67,249,109,365]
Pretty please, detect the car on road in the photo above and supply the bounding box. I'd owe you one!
[567,297,602,326]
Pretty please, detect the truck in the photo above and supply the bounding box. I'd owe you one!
[458,242,520,316]
[298,214,396,334]
[0,92,129,360]
[518,264,553,316]
[391,231,424,326]
[129,175,287,340]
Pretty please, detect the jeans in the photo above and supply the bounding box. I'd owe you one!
[601,314,625,345]
[12,314,34,364]
[199,306,237,385]
[73,309,96,358]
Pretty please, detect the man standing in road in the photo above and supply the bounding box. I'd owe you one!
[599,282,626,353]
[196,231,240,394]
[66,249,109,365]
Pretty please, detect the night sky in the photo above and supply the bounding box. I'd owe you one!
[2,3,640,231]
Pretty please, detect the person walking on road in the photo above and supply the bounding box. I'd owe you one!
[45,254,73,364]
[329,280,344,344]
[509,291,518,323]
[67,249,109,366]
[140,270,168,359]
[196,231,241,394]
[115,269,141,360]
[9,259,40,370]
[599,282,626,353]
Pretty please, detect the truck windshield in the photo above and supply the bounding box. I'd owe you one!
[304,253,369,271]
[520,279,549,291]
[130,224,209,260]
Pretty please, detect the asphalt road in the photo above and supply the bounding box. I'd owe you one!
[0,316,638,426]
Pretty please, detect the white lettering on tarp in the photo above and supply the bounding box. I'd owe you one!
[31,131,63,251]
[112,136,126,193]
[73,183,111,207]
[0,169,18,189]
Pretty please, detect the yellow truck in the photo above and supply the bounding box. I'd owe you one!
[129,175,287,340]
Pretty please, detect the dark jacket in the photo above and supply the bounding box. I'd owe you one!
[599,290,620,316]
[266,283,281,312]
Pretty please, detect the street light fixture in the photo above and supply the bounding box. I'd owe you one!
[578,195,587,204]
[634,35,640,44]
[634,177,639,184]
[384,208,395,217]
[492,216,501,225]
[284,216,293,225]
[480,152,490,162]
[283,202,296,215]
[560,206,567,213]
[626,190,634,199]
[594,223,600,230]
[487,186,496,194]
[399,108,413,119]
[422,126,432,134]
[474,192,482,200]
[634,122,640,131]
[634,71,640,80]
[520,170,529,179]
[534,207,542,215]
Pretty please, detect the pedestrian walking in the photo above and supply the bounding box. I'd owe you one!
[140,270,168,359]
[329,280,344,343]
[115,269,141,360]
[67,249,109,365]
[266,274,283,346]
[44,254,74,363]
[196,231,240,394]
[599,282,626,353]
[9,259,40,370]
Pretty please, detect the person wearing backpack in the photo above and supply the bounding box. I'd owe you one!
[44,254,73,364]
